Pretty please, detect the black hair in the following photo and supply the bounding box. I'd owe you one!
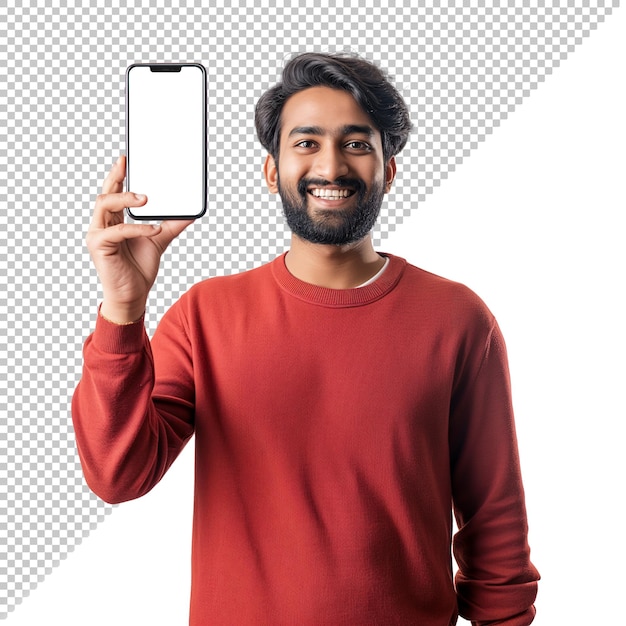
[255,52,413,163]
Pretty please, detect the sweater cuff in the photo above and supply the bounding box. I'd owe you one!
[91,305,147,354]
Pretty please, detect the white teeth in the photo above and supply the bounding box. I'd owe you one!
[309,188,352,199]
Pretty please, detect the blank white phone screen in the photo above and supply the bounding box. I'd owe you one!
[126,64,206,219]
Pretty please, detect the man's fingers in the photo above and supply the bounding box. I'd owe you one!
[93,157,193,250]
[95,191,147,213]
[88,222,162,246]
[88,217,192,249]
[91,192,148,228]
[153,219,195,248]
[102,155,126,194]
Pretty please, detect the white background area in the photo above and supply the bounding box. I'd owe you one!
[7,8,625,625]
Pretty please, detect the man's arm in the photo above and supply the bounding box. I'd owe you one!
[450,318,540,625]
[72,311,194,503]
[71,156,195,502]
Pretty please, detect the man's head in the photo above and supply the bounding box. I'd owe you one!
[255,53,412,246]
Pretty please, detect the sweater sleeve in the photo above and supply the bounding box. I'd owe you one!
[71,307,195,504]
[449,318,539,625]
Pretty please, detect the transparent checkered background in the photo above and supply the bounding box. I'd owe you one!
[0,0,619,618]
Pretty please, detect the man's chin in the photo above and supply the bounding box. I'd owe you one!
[279,182,383,246]
[286,216,369,246]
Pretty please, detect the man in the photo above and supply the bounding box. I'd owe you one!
[73,52,539,624]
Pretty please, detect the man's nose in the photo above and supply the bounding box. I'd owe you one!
[313,145,349,182]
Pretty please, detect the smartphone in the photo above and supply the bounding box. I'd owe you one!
[125,63,207,220]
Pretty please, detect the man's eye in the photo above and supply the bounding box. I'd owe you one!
[346,141,371,151]
[296,140,317,149]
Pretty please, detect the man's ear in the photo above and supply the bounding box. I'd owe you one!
[385,156,397,193]
[263,154,279,194]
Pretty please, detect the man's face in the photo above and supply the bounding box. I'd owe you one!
[264,86,396,246]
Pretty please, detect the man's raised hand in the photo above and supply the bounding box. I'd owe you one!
[86,155,193,324]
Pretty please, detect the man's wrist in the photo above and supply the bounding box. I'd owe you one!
[99,302,145,325]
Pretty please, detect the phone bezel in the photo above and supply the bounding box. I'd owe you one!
[125,62,207,221]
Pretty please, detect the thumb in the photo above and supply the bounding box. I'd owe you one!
[152,219,194,249]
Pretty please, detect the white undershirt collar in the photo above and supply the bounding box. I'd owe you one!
[356,256,390,288]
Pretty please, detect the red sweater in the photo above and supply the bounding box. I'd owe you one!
[72,253,539,625]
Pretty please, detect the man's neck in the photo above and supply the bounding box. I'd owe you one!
[285,235,386,289]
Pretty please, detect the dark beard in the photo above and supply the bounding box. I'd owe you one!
[278,176,385,246]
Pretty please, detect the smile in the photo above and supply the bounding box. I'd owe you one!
[308,188,355,199]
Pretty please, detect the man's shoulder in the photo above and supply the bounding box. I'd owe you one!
[156,258,279,332]
[400,258,486,302]
[191,257,276,293]
[395,257,495,329]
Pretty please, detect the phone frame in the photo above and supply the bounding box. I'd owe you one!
[125,62,207,220]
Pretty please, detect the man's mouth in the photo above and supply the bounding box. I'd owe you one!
[308,187,356,199]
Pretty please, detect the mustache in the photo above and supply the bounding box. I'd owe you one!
[297,177,367,196]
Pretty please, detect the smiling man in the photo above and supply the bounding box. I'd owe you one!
[73,53,539,625]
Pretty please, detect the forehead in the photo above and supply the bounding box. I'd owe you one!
[280,86,380,140]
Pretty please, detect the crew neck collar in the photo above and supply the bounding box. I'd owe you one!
[271,252,406,308]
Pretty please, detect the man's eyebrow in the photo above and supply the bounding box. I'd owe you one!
[341,124,375,137]
[287,124,376,138]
